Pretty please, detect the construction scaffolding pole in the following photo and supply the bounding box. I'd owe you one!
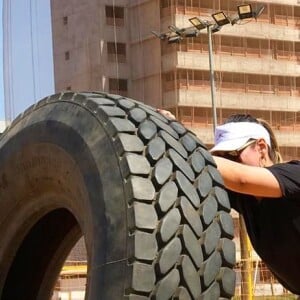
[239,215,254,300]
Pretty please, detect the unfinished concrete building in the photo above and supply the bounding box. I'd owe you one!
[51,0,299,161]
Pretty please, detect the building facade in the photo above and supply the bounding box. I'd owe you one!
[51,0,299,296]
[51,0,299,161]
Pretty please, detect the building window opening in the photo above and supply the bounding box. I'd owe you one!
[109,78,128,96]
[65,51,70,60]
[105,6,124,26]
[107,42,126,63]
[63,16,68,25]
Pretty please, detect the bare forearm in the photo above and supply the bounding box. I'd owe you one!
[212,156,282,197]
[213,156,245,192]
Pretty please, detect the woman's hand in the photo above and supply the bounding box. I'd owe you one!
[157,109,176,120]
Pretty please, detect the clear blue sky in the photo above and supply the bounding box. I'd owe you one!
[1,0,54,121]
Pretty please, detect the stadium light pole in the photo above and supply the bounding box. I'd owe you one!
[154,3,265,136]
[189,5,264,135]
[187,16,219,134]
[207,25,217,134]
[189,11,231,134]
[188,18,219,134]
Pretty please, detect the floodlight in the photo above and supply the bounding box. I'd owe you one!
[189,17,207,30]
[167,35,182,44]
[211,24,222,33]
[168,25,184,35]
[183,29,198,38]
[231,4,265,25]
[237,4,253,19]
[230,15,239,25]
[168,25,198,38]
[151,31,167,40]
[253,4,265,19]
[212,11,230,26]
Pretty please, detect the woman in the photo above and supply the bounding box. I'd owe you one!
[159,110,300,294]
[211,114,300,295]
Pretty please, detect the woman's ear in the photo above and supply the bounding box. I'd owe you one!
[256,138,268,155]
[257,138,271,166]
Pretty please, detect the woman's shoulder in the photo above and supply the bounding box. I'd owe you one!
[271,160,300,168]
[267,160,300,199]
[286,160,300,165]
[268,160,299,178]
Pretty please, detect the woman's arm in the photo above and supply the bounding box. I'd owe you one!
[213,156,282,198]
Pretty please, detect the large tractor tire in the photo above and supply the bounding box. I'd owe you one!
[0,92,236,299]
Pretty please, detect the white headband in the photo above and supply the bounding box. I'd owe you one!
[210,122,271,153]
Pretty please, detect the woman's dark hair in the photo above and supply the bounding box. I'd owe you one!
[224,114,283,163]
[224,114,257,124]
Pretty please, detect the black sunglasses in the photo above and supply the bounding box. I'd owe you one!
[215,140,256,161]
